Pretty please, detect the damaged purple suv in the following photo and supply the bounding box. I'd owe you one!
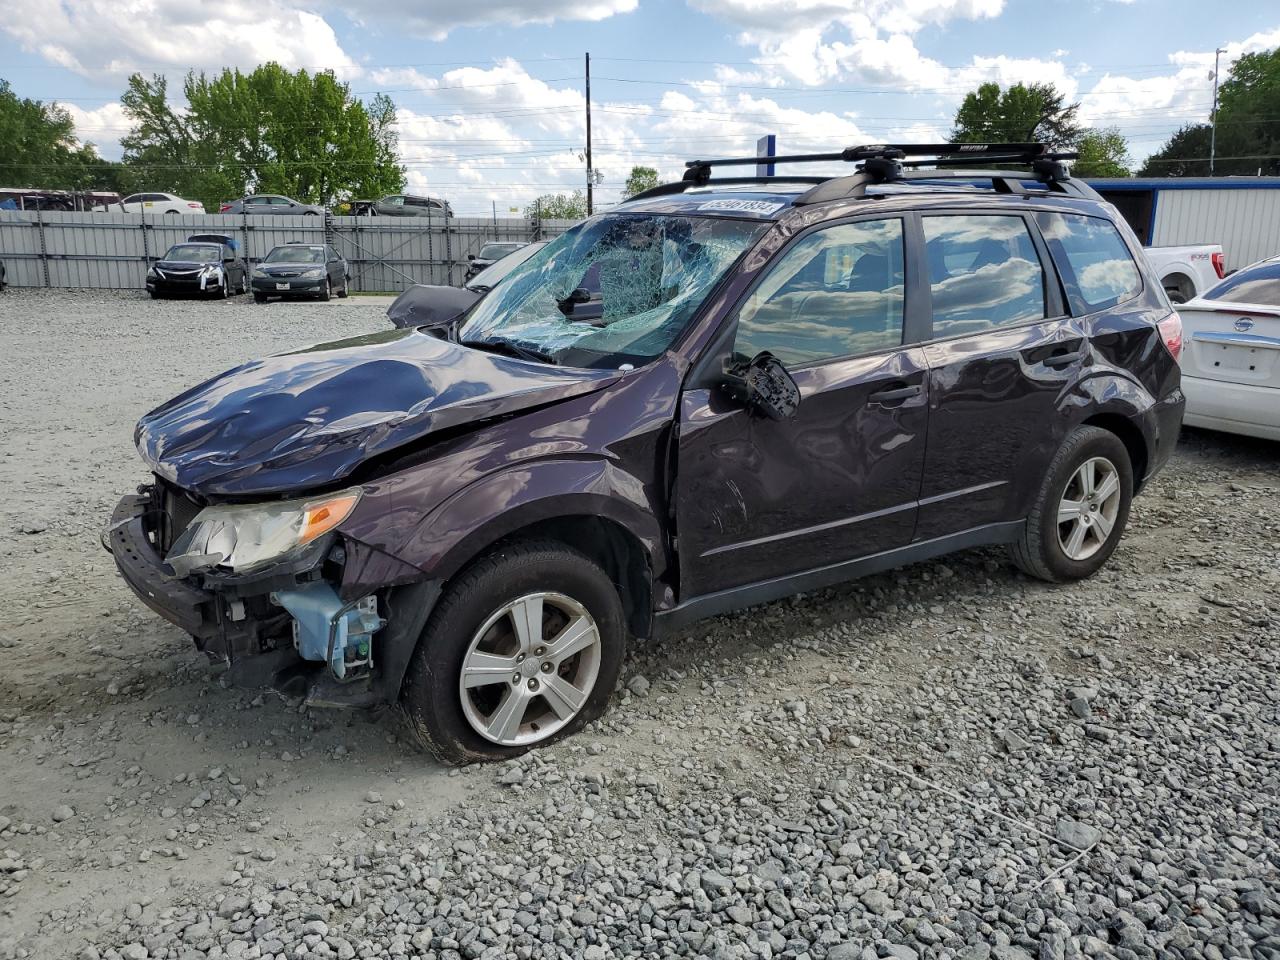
[106,144,1184,763]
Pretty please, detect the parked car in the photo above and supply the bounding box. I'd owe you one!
[464,241,530,282]
[120,192,206,215]
[145,235,247,299]
[1176,255,1280,440]
[367,194,453,218]
[1140,244,1227,304]
[220,195,325,216]
[106,143,1183,764]
[251,242,349,302]
[388,241,547,330]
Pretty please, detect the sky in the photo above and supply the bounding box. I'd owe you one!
[2,0,1278,215]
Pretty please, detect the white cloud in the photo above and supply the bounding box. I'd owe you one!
[0,0,356,81]
[691,0,1003,37]
[60,102,131,159]
[347,0,636,40]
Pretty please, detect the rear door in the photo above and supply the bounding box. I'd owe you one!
[915,211,1083,540]
[677,216,929,597]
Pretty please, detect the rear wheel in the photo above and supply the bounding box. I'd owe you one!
[1009,425,1133,582]
[401,540,626,765]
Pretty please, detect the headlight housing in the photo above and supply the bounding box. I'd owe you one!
[301,268,325,279]
[252,267,268,278]
[164,488,361,577]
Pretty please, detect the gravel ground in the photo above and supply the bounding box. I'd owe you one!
[0,289,1277,960]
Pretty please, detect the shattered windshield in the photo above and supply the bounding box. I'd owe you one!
[458,213,765,368]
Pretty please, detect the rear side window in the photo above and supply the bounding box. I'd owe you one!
[1036,212,1142,313]
[923,215,1047,337]
[734,218,905,366]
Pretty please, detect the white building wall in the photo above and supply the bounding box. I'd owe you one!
[1152,188,1280,270]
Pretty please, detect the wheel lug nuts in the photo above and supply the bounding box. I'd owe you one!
[527,679,539,691]
[516,653,526,663]
[541,661,553,673]
[534,646,546,656]
[512,674,521,685]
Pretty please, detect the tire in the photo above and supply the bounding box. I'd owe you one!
[238,273,248,295]
[253,292,267,303]
[401,540,627,765]
[1008,425,1134,583]
[149,291,159,300]
[1165,289,1188,305]
[319,279,331,302]
[337,276,350,298]
[165,209,179,215]
[304,211,319,216]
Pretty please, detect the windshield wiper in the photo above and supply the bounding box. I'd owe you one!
[462,336,558,365]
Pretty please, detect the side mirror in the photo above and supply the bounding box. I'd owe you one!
[467,254,476,261]
[556,287,593,315]
[729,352,800,420]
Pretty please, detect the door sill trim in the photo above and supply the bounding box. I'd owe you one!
[656,520,1024,635]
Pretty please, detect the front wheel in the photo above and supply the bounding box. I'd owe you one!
[401,540,627,764]
[319,279,331,301]
[253,292,267,303]
[1009,425,1133,582]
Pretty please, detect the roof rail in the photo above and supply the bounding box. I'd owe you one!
[627,142,1095,206]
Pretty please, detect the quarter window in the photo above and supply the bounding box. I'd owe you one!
[734,219,905,366]
[1035,212,1143,313]
[923,215,1047,337]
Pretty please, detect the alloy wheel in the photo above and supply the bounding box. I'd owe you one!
[458,592,602,747]
[1056,456,1122,561]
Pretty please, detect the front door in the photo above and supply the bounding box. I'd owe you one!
[677,217,930,599]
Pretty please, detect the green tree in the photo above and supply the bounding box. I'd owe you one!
[1072,128,1132,178]
[951,82,1082,148]
[1142,47,1280,176]
[1139,124,1214,176]
[0,79,108,189]
[526,190,588,220]
[622,165,659,198]
[119,65,405,211]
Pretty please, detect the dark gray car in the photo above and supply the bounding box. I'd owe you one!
[369,194,453,218]
[251,243,349,301]
[220,195,325,216]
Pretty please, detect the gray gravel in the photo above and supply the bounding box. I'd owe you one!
[0,290,1277,959]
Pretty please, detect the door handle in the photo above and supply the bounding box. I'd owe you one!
[868,383,923,406]
[1042,349,1087,369]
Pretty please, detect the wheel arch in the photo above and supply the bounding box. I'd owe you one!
[1161,270,1195,303]
[1079,411,1150,492]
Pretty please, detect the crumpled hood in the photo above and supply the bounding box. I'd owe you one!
[136,327,617,497]
[156,259,217,271]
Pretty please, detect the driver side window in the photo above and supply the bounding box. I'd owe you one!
[734,219,905,367]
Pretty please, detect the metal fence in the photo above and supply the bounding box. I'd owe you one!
[0,210,577,292]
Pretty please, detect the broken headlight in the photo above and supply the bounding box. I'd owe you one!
[164,489,361,577]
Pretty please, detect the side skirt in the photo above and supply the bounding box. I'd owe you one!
[654,520,1024,636]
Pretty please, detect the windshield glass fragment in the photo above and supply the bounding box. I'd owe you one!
[459,214,765,368]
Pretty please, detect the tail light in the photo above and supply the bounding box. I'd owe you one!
[1157,312,1183,362]
[219,203,231,212]
[1211,252,1226,279]
[188,202,201,209]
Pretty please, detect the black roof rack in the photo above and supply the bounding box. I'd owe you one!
[628,142,1101,205]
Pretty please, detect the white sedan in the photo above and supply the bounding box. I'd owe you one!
[119,192,206,215]
[1177,255,1280,441]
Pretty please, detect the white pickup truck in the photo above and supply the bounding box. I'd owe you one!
[1143,244,1227,304]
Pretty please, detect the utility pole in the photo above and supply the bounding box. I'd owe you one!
[585,52,594,216]
[1209,46,1226,176]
